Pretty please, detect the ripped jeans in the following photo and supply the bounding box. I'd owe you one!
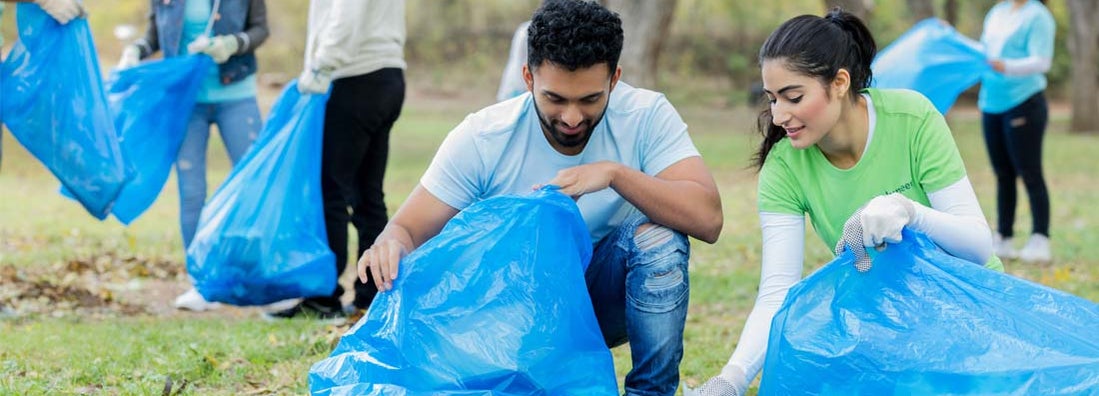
[586,214,691,396]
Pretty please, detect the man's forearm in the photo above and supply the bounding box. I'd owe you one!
[609,162,723,243]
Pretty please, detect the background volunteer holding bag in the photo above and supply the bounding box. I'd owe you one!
[117,0,269,312]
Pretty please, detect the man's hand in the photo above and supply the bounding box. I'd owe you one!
[117,45,141,70]
[686,366,749,396]
[357,239,409,292]
[536,161,621,198]
[297,67,333,94]
[187,35,239,64]
[34,0,82,25]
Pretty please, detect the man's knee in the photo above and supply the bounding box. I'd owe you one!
[626,223,689,314]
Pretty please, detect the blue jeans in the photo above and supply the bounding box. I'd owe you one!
[177,98,261,248]
[587,214,691,396]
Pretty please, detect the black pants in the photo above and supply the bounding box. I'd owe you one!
[981,91,1049,238]
[309,68,405,310]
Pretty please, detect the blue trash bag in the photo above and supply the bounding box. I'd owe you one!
[105,55,211,224]
[872,18,990,114]
[759,229,1099,395]
[0,3,130,219]
[309,188,618,396]
[185,82,336,306]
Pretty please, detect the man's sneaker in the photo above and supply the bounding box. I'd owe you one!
[264,299,345,320]
[1018,234,1052,263]
[174,288,221,311]
[993,233,1018,259]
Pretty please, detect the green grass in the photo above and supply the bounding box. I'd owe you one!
[1,85,1097,394]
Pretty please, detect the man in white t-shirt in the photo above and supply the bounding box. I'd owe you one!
[357,2,722,395]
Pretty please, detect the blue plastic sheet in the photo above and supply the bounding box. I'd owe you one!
[872,18,990,114]
[310,188,618,396]
[185,82,335,306]
[0,3,130,219]
[105,55,210,224]
[759,229,1099,395]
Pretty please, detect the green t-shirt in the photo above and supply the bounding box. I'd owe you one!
[758,88,1003,270]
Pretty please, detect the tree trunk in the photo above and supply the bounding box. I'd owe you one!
[1066,0,1099,133]
[823,0,872,21]
[603,0,677,89]
[944,0,958,26]
[906,0,935,22]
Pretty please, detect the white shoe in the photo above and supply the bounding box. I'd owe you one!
[173,288,221,311]
[993,233,1018,259]
[1018,234,1051,263]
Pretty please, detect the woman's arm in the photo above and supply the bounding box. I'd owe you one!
[231,0,268,55]
[910,176,994,264]
[716,212,805,392]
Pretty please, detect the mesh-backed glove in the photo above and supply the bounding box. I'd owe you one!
[187,35,239,64]
[298,67,333,94]
[685,366,748,396]
[117,45,141,70]
[34,0,83,25]
[835,193,917,272]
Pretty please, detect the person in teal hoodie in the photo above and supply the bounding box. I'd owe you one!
[979,0,1055,263]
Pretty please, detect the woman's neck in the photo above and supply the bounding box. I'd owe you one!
[818,94,869,169]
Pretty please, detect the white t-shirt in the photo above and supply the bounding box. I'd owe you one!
[421,82,701,241]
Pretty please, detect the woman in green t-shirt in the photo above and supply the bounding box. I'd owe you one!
[692,9,1000,396]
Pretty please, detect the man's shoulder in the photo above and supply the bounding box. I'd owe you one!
[458,94,531,140]
[607,82,672,116]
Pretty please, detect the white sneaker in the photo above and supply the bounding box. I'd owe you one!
[1018,234,1051,263]
[993,233,1018,259]
[173,288,221,311]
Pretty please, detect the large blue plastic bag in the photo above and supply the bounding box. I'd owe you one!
[309,189,618,396]
[185,82,335,306]
[105,55,211,224]
[872,18,990,114]
[0,3,130,219]
[759,229,1099,395]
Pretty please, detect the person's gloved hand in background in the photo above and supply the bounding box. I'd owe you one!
[187,35,240,64]
[34,0,83,25]
[117,45,141,70]
[687,365,749,396]
[297,67,333,94]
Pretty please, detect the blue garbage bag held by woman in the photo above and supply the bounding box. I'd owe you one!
[1,2,130,219]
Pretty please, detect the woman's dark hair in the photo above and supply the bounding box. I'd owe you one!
[751,8,877,170]
[527,0,624,73]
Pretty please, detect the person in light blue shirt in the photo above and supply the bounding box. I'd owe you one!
[356,2,722,395]
[117,0,269,311]
[979,0,1054,263]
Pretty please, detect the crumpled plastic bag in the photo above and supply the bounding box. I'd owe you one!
[309,188,618,396]
[185,82,335,306]
[760,228,1099,395]
[0,2,130,218]
[104,55,211,224]
[872,18,990,114]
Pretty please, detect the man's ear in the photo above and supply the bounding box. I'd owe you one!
[523,64,534,92]
[609,65,621,92]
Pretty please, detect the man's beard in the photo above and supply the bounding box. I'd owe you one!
[532,99,608,150]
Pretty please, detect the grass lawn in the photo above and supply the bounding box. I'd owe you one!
[1,84,1097,394]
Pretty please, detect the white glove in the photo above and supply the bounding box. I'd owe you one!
[34,0,83,25]
[187,35,239,64]
[857,193,916,248]
[117,45,141,70]
[685,366,749,396]
[298,67,333,94]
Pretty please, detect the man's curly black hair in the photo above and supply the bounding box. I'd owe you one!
[527,0,624,74]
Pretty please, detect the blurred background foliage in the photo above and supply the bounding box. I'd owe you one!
[0,0,1075,106]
